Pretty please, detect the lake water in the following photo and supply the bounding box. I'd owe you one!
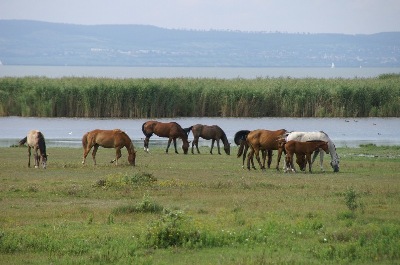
[1,65,400,79]
[1,117,399,148]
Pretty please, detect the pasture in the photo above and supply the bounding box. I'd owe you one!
[0,144,399,264]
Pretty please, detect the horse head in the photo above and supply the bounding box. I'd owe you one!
[224,142,231,155]
[41,154,48,169]
[182,140,190,154]
[128,142,136,166]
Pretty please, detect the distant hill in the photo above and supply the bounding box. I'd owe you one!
[0,20,399,67]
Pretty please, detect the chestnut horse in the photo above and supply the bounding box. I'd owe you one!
[142,121,191,154]
[191,124,230,155]
[243,129,287,171]
[82,129,136,166]
[235,130,267,169]
[19,130,48,169]
[284,140,329,173]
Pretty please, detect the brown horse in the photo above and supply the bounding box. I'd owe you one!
[236,130,268,169]
[82,129,136,166]
[277,138,306,171]
[244,129,287,171]
[191,124,230,155]
[142,121,191,154]
[284,140,329,173]
[19,130,48,169]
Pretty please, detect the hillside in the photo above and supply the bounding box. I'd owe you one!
[0,20,399,67]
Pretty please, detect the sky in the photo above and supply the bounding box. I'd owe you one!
[1,0,400,34]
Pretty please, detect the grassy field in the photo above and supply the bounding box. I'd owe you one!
[0,144,399,264]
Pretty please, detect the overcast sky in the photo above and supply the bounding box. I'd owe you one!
[1,0,399,34]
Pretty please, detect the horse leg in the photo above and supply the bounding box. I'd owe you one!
[34,147,39,168]
[173,138,178,154]
[319,151,325,171]
[192,137,200,154]
[254,148,264,170]
[267,150,273,169]
[165,138,172,153]
[144,137,150,152]
[82,145,92,165]
[247,148,255,170]
[242,144,248,169]
[210,139,215,154]
[306,153,312,173]
[276,148,284,171]
[92,145,99,165]
[27,146,31,167]
[216,140,222,155]
[112,148,122,165]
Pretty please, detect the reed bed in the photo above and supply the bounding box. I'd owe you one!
[1,74,399,118]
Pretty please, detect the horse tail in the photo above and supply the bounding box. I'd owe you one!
[183,126,193,136]
[237,140,248,158]
[234,130,250,146]
[19,136,27,146]
[142,122,153,138]
[82,132,89,149]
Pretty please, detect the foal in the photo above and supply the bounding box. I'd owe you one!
[284,140,329,173]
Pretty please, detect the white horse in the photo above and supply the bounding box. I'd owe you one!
[285,131,339,172]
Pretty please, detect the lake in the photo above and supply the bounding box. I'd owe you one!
[1,65,400,79]
[1,117,399,148]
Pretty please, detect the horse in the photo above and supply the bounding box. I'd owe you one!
[190,124,230,155]
[242,129,287,171]
[285,131,340,172]
[284,140,329,173]
[19,130,47,169]
[235,130,267,169]
[82,129,136,166]
[142,121,191,154]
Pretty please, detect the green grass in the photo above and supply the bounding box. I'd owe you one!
[0,145,399,264]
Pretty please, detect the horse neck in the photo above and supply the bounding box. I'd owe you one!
[38,138,47,156]
[327,141,339,161]
[221,133,229,146]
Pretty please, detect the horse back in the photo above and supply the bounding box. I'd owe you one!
[248,129,286,149]
[27,130,44,147]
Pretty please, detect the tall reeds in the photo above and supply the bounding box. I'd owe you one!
[0,75,399,118]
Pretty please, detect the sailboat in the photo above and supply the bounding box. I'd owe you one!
[331,62,335,68]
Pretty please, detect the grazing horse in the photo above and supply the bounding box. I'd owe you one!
[284,140,329,173]
[142,121,191,154]
[19,130,47,169]
[191,124,230,155]
[82,129,136,166]
[285,131,340,172]
[244,129,287,171]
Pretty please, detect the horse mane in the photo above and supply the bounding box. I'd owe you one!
[37,132,47,157]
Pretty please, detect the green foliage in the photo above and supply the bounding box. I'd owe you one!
[1,76,400,117]
[113,193,164,215]
[345,187,359,212]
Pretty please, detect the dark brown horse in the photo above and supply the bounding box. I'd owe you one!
[244,129,287,171]
[191,124,230,155]
[19,130,48,169]
[142,121,191,154]
[284,140,329,173]
[82,129,136,166]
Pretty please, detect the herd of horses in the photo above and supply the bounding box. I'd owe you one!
[18,120,340,173]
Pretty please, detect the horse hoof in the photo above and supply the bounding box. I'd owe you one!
[34,166,38,169]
